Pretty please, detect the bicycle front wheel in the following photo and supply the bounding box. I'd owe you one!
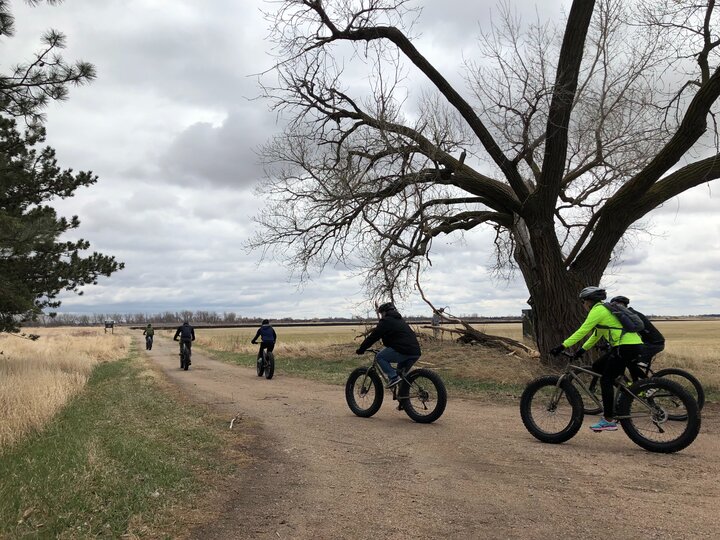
[345,367,383,417]
[616,378,701,453]
[520,376,584,444]
[399,369,447,424]
[264,352,275,380]
[653,368,705,415]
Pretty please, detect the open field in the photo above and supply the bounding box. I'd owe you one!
[179,320,720,399]
[0,328,131,448]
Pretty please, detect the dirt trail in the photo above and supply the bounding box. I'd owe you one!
[145,336,719,540]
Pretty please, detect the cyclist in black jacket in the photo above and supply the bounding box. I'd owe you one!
[356,302,421,387]
[610,296,665,381]
[173,321,196,361]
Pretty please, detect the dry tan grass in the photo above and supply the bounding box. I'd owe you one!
[0,327,131,448]
[190,320,720,392]
[187,325,369,358]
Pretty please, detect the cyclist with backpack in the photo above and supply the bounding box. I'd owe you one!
[610,295,665,381]
[173,321,195,365]
[142,323,154,350]
[550,286,643,432]
[251,319,277,364]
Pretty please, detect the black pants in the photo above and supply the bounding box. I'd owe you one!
[592,344,643,418]
[257,341,275,359]
[627,342,665,381]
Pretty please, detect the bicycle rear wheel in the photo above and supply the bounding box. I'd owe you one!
[345,367,383,417]
[399,368,447,424]
[264,351,275,380]
[520,376,584,444]
[616,378,700,453]
[653,368,705,416]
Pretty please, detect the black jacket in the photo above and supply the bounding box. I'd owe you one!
[631,308,665,345]
[358,309,421,356]
[174,323,195,342]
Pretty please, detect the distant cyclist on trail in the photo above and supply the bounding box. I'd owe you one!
[251,319,277,363]
[610,295,666,382]
[550,287,643,433]
[173,321,195,363]
[143,323,154,350]
[356,302,421,388]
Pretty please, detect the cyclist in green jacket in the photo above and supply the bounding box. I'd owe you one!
[143,323,154,350]
[550,286,643,432]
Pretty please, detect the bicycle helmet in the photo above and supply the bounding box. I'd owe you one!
[578,286,606,302]
[610,295,630,306]
[377,302,395,314]
[262,319,269,325]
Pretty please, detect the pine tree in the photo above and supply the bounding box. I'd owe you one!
[0,1,123,333]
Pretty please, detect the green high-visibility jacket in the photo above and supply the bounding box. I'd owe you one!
[562,302,643,350]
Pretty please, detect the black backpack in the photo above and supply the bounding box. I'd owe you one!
[600,302,644,333]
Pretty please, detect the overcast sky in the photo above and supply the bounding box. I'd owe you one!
[4,0,719,318]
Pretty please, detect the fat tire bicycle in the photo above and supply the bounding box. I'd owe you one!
[179,341,191,371]
[256,349,275,380]
[145,335,153,350]
[520,352,701,453]
[345,349,447,424]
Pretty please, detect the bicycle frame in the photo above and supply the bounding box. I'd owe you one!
[362,349,412,401]
[554,363,658,420]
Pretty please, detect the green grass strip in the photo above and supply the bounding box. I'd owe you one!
[0,349,232,539]
[206,349,526,400]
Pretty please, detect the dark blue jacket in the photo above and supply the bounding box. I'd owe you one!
[252,324,276,343]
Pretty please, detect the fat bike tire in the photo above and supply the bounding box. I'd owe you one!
[399,368,447,424]
[345,367,383,418]
[616,378,700,453]
[520,376,584,444]
[264,352,275,380]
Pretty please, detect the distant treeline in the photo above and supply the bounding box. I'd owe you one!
[24,310,720,328]
[26,310,525,327]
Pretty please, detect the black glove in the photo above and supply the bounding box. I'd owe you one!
[573,348,586,359]
[549,345,565,355]
[251,340,256,344]
[355,348,364,355]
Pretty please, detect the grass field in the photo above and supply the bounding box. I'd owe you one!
[187,320,720,400]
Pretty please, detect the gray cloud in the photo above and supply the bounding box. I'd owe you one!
[4,0,718,319]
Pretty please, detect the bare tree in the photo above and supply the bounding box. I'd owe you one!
[249,0,720,358]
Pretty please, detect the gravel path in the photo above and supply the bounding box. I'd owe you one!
[145,336,720,539]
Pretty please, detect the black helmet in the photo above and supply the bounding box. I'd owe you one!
[611,295,630,306]
[578,286,606,302]
[377,302,395,314]
[262,319,269,325]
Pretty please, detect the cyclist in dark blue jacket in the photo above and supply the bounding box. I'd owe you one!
[252,319,277,363]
